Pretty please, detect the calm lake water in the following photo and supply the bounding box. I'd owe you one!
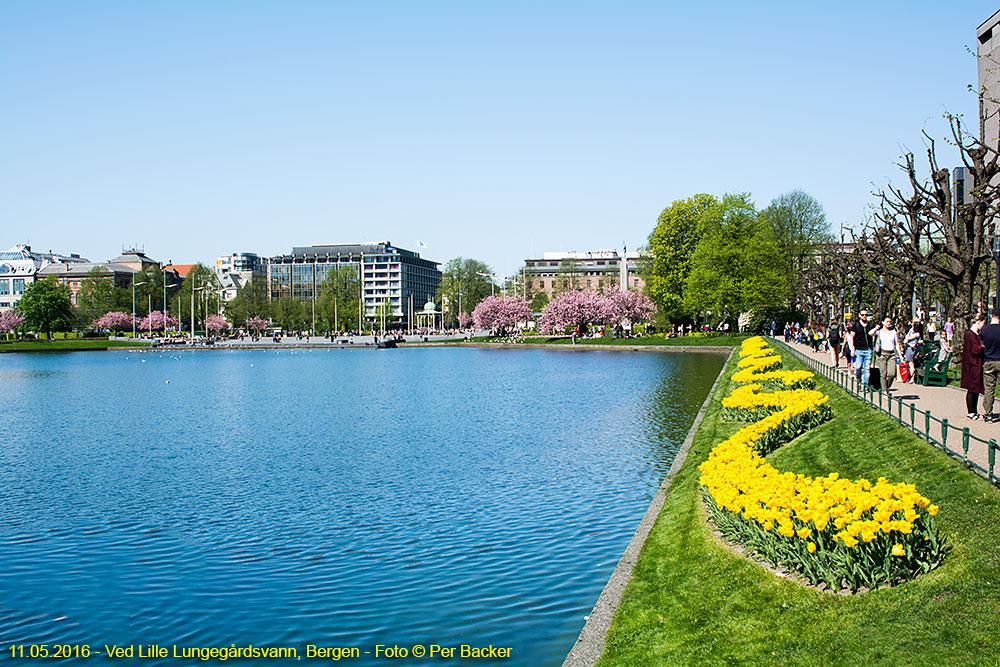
[0,347,724,665]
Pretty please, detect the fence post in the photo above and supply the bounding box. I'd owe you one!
[897,396,903,422]
[962,428,970,464]
[942,418,949,450]
[924,411,931,443]
[909,403,915,429]
[990,440,997,484]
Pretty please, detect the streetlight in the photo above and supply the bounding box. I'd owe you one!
[917,272,926,321]
[164,282,181,334]
[192,283,208,339]
[132,277,147,339]
[477,271,496,296]
[877,275,885,321]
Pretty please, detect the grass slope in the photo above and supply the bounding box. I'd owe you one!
[0,339,150,351]
[598,350,1000,666]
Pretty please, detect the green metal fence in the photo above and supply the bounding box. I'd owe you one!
[773,339,999,488]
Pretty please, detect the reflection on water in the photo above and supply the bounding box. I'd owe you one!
[0,348,723,666]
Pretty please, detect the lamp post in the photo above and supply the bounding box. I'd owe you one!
[877,275,885,321]
[917,272,926,321]
[164,282,180,334]
[131,277,147,338]
[192,283,207,339]
[477,271,496,297]
[162,261,170,327]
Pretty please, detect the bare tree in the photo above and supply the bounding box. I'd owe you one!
[865,110,1000,356]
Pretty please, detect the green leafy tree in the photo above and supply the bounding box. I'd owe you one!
[173,265,221,334]
[759,189,832,305]
[75,266,116,325]
[225,278,270,327]
[271,298,307,333]
[17,277,74,338]
[684,193,790,317]
[436,258,494,327]
[645,193,719,321]
[316,266,361,331]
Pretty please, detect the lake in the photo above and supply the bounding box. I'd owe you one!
[0,347,724,665]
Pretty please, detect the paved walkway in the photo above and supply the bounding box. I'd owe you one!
[774,337,999,483]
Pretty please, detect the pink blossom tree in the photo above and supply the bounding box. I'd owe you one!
[540,290,605,334]
[0,310,25,337]
[457,311,472,328]
[603,288,657,327]
[137,310,180,333]
[206,314,229,335]
[93,311,134,334]
[247,316,268,335]
[472,295,533,333]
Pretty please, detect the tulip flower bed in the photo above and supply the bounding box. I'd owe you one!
[700,337,946,592]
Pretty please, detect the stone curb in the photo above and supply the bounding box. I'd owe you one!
[561,347,736,667]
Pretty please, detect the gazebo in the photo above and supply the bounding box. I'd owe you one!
[416,299,441,329]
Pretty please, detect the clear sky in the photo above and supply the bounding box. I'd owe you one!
[0,1,992,278]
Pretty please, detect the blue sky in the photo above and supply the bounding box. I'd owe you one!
[0,1,992,278]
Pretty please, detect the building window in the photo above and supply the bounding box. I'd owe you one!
[633,279,640,287]
[586,280,591,287]
[13,279,24,295]
[0,279,8,296]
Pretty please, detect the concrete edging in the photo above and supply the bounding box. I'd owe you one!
[561,347,736,667]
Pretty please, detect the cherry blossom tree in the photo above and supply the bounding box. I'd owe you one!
[457,311,472,328]
[247,316,268,334]
[93,311,134,333]
[605,288,657,325]
[472,295,533,333]
[0,310,25,337]
[206,314,229,334]
[137,310,180,333]
[540,290,605,333]
[541,289,657,334]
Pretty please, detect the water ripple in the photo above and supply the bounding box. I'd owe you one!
[0,348,722,665]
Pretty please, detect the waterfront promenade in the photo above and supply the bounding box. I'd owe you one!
[777,337,999,483]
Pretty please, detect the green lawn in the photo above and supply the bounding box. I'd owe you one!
[598,349,1000,666]
[0,339,151,352]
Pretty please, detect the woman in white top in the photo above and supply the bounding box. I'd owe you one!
[875,316,904,392]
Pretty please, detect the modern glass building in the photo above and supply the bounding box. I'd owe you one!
[268,242,441,328]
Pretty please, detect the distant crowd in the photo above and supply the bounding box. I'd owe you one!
[781,309,1000,424]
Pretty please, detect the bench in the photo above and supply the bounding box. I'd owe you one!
[915,350,953,386]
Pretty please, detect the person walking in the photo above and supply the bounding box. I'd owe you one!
[875,316,904,392]
[848,309,876,386]
[980,312,1000,422]
[902,320,923,383]
[828,318,842,367]
[962,314,986,420]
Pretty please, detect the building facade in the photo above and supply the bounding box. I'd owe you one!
[979,10,1000,149]
[523,250,646,301]
[37,261,137,306]
[215,252,268,302]
[268,242,441,327]
[0,244,90,312]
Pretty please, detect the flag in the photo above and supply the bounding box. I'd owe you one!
[417,240,426,248]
